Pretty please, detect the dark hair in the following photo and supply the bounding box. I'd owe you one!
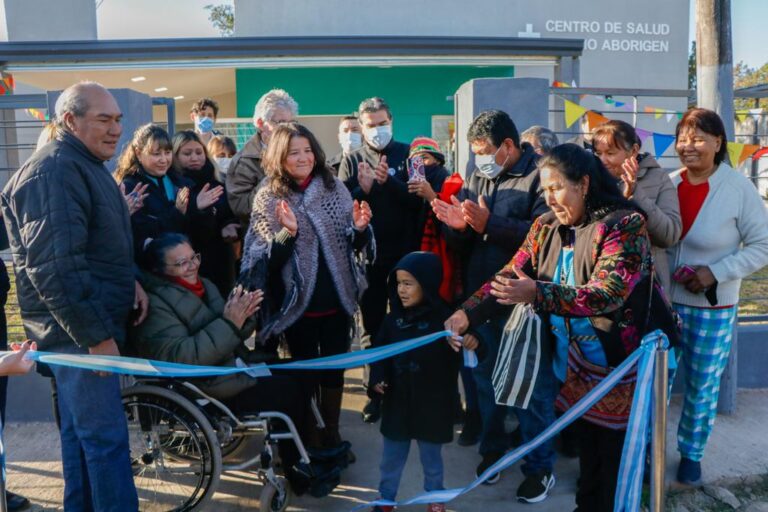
[190,97,219,118]
[114,123,173,183]
[358,97,392,120]
[675,108,728,165]
[339,114,358,124]
[262,122,336,197]
[467,110,520,149]
[143,233,192,274]
[538,144,642,220]
[591,120,641,152]
[207,135,237,157]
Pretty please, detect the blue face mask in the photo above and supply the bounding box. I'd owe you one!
[195,116,214,134]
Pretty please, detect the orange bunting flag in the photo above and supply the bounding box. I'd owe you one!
[586,111,609,130]
[739,144,760,165]
[563,99,588,128]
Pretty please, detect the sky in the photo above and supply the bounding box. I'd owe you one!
[0,0,765,69]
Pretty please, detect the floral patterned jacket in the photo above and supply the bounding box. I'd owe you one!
[461,209,652,366]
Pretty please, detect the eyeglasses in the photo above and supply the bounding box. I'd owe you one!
[168,253,201,271]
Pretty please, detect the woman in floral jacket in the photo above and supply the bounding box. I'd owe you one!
[445,143,653,512]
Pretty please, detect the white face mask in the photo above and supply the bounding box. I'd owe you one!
[474,146,508,179]
[215,157,232,174]
[339,131,362,153]
[363,124,393,150]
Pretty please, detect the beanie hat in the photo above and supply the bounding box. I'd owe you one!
[409,136,445,163]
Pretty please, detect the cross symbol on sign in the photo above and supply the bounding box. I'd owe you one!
[518,24,541,38]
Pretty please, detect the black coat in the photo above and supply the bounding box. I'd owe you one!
[0,133,135,352]
[122,168,196,260]
[369,252,459,444]
[443,143,548,298]
[179,163,238,296]
[338,140,421,267]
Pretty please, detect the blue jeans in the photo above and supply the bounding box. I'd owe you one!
[51,365,138,511]
[473,319,557,475]
[379,437,444,501]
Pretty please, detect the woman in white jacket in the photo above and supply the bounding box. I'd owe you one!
[669,108,768,485]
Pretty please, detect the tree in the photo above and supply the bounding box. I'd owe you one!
[734,61,768,110]
[688,41,697,91]
[204,4,234,37]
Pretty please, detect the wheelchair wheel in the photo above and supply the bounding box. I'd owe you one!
[122,385,222,512]
[259,479,290,512]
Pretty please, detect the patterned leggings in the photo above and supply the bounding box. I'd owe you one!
[674,304,737,462]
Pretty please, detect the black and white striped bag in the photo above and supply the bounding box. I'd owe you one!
[491,303,543,409]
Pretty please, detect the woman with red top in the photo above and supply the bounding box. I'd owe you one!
[240,123,373,452]
[668,108,768,485]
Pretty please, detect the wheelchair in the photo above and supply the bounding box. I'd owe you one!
[121,377,312,512]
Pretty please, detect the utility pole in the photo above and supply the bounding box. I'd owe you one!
[696,0,735,142]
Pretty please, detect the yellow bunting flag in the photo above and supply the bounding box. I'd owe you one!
[586,111,609,130]
[564,100,588,129]
[727,142,745,167]
[654,108,665,120]
[735,110,750,123]
[739,144,760,166]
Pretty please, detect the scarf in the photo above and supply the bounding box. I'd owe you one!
[166,275,205,298]
[240,176,374,340]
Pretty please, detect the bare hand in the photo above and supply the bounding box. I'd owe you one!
[432,195,467,230]
[681,265,717,294]
[275,200,298,236]
[374,155,389,184]
[196,183,225,210]
[462,196,491,234]
[353,200,372,231]
[224,286,265,329]
[133,281,149,326]
[445,309,470,351]
[408,180,437,202]
[620,157,639,199]
[221,223,239,242]
[462,333,480,351]
[176,187,190,214]
[373,382,388,395]
[357,161,375,194]
[490,267,537,305]
[89,338,120,377]
[0,340,37,376]
[121,182,149,215]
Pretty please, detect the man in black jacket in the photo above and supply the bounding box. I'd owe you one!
[1,82,148,511]
[338,97,420,423]
[434,110,556,503]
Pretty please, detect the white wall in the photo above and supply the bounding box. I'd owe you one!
[3,0,96,41]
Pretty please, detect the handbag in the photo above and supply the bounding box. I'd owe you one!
[491,303,543,409]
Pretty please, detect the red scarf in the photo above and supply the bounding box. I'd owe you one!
[297,174,313,191]
[167,275,205,298]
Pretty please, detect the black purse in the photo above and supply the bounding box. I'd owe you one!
[641,266,682,347]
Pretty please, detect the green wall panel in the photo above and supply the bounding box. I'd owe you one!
[235,66,514,142]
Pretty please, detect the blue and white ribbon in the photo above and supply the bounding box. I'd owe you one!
[353,331,663,511]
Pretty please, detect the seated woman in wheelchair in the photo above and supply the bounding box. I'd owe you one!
[129,232,347,494]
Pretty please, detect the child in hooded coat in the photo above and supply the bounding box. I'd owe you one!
[368,251,460,512]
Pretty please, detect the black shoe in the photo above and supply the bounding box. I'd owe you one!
[457,409,481,447]
[676,457,702,486]
[475,451,504,485]
[309,441,352,470]
[362,398,381,423]
[517,471,556,503]
[287,460,342,497]
[6,491,30,512]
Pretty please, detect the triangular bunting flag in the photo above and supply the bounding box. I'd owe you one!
[644,107,655,114]
[604,96,615,105]
[586,110,609,130]
[749,108,762,121]
[615,101,625,108]
[0,84,6,96]
[735,110,749,123]
[654,109,665,120]
[652,133,675,158]
[636,128,652,146]
[564,100,588,128]
[665,112,675,122]
[727,142,745,167]
[571,80,577,87]
[677,113,683,120]
[622,103,634,112]
[739,144,760,166]
[753,147,768,161]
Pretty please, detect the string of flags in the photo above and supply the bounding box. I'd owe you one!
[561,96,768,166]
[0,74,13,96]
[25,108,48,122]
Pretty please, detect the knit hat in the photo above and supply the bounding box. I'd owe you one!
[409,136,445,164]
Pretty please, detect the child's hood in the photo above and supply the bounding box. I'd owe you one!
[387,251,443,315]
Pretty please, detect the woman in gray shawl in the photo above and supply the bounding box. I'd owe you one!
[241,122,373,453]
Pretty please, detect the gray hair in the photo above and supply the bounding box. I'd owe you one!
[54,81,107,130]
[521,126,559,154]
[358,97,392,119]
[253,89,298,125]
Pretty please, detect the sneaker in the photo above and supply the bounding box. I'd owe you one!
[475,451,504,485]
[427,504,446,512]
[516,471,556,503]
[362,398,382,423]
[676,457,702,486]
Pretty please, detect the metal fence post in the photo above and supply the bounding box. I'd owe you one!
[650,338,669,512]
